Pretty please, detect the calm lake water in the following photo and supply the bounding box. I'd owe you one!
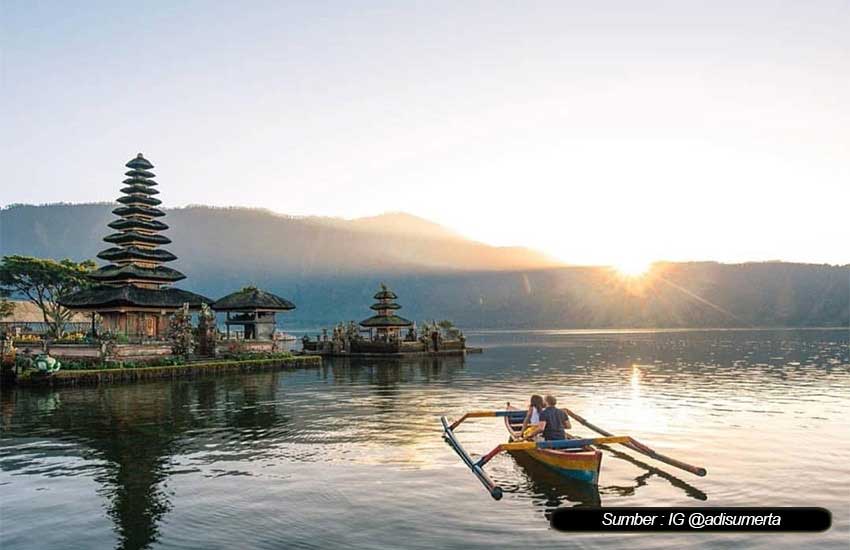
[1,329,848,550]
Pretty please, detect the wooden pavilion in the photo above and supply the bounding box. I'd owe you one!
[212,286,295,340]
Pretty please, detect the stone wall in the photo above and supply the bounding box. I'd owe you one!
[44,342,172,363]
[113,343,173,360]
[16,355,322,387]
[439,340,465,351]
[45,343,101,360]
[215,339,276,356]
[350,340,428,353]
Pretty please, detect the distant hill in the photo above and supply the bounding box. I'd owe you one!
[1,203,848,329]
[0,203,558,275]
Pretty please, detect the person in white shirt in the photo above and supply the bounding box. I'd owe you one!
[520,394,545,438]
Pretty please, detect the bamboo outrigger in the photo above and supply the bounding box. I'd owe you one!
[441,406,706,500]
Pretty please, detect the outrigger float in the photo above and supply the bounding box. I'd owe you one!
[441,405,706,500]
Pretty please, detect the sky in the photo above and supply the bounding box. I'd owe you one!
[2,1,848,268]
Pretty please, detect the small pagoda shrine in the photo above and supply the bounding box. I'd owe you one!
[301,282,476,356]
[212,286,296,341]
[61,154,211,338]
[359,283,413,341]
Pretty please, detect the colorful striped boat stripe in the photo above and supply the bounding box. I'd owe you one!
[527,452,600,472]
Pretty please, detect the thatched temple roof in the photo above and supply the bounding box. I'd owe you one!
[359,314,413,328]
[60,285,212,309]
[126,153,154,170]
[373,283,398,300]
[87,264,186,283]
[370,302,401,310]
[212,287,296,312]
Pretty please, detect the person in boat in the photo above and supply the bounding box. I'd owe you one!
[520,394,545,438]
[539,394,571,441]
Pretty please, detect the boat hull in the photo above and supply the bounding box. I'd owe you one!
[508,448,601,484]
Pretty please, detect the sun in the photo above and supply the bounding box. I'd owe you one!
[613,258,653,278]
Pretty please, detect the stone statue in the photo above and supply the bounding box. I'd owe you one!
[196,302,218,357]
[168,303,195,358]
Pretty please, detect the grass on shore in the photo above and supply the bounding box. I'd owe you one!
[55,351,298,371]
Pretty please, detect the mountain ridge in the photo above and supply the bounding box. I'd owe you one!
[1,203,847,328]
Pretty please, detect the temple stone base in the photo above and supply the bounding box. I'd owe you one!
[351,340,427,354]
[43,344,101,361]
[18,340,284,365]
[215,339,277,356]
[34,342,173,363]
[111,343,173,361]
[303,338,468,357]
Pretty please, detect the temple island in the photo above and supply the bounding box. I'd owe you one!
[301,284,481,357]
[2,153,481,385]
[49,154,302,364]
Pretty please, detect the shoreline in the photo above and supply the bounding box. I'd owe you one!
[10,355,322,388]
[300,347,483,359]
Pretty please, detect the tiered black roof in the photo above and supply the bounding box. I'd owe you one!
[112,204,166,218]
[88,264,185,283]
[373,287,398,300]
[126,155,154,170]
[370,302,401,310]
[97,246,178,263]
[61,285,211,309]
[61,153,211,310]
[360,283,413,328]
[94,154,183,284]
[103,231,172,246]
[108,218,168,232]
[121,184,159,196]
[117,194,161,207]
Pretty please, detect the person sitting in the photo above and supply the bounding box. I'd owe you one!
[520,394,545,439]
[538,394,571,441]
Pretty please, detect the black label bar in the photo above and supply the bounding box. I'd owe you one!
[550,507,831,532]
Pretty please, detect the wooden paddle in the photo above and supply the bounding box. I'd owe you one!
[564,407,707,477]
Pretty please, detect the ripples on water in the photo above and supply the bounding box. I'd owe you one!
[1,329,848,550]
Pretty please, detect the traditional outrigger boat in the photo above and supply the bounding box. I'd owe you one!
[441,405,706,500]
[502,404,603,484]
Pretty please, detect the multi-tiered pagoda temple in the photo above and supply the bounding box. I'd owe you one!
[359,283,413,340]
[62,154,211,338]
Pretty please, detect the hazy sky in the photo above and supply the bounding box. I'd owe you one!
[2,1,848,267]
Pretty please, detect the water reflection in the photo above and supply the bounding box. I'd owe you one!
[508,451,602,511]
[0,357,466,550]
[603,444,708,501]
[1,330,848,550]
[2,374,292,550]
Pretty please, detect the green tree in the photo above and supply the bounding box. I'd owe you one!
[0,255,95,338]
